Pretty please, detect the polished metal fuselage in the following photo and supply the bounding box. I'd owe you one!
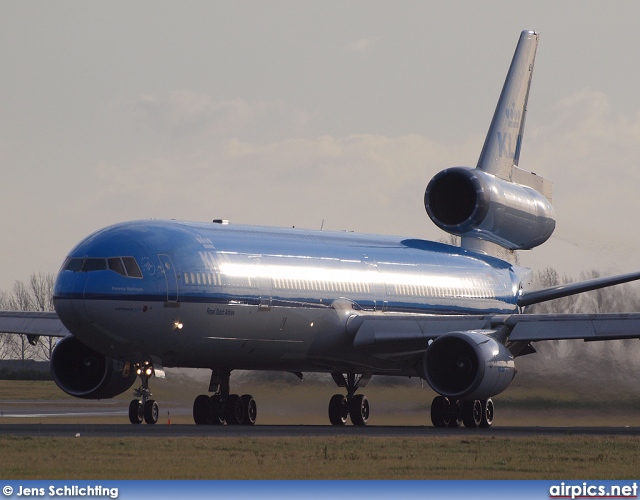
[53,220,522,375]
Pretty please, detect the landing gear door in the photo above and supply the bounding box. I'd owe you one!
[158,254,178,303]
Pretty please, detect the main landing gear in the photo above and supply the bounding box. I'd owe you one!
[129,361,159,425]
[328,372,371,426]
[193,370,257,425]
[430,396,494,428]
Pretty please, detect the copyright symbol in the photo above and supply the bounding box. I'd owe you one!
[2,486,13,496]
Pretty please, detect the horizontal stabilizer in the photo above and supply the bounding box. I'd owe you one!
[517,271,640,307]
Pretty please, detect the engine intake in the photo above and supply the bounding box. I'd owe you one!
[425,167,555,250]
[423,331,515,400]
[51,335,136,399]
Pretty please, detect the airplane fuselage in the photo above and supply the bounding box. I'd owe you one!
[53,220,521,376]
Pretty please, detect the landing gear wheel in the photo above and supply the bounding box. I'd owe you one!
[328,394,349,426]
[431,396,451,427]
[128,399,143,424]
[350,394,369,426]
[224,394,245,425]
[447,399,462,428]
[210,394,225,425]
[193,394,215,425]
[241,394,257,426]
[143,399,159,424]
[480,399,494,428]
[462,400,482,428]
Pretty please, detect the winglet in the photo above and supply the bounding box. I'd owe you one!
[477,30,539,180]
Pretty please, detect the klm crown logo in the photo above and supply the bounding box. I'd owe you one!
[505,102,521,129]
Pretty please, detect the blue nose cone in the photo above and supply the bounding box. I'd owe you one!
[52,221,172,315]
[52,221,178,352]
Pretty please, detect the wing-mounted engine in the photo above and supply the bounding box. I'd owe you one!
[422,331,515,400]
[50,335,136,399]
[424,166,555,250]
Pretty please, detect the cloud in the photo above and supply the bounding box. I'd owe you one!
[521,89,640,273]
[344,37,377,53]
[90,87,640,278]
[133,91,311,143]
[93,130,459,235]
[91,91,484,238]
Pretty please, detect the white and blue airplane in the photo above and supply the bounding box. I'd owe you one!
[3,30,640,427]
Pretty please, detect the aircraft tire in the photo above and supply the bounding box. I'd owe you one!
[480,399,494,428]
[224,394,244,425]
[128,399,143,424]
[209,394,225,425]
[193,394,214,425]
[240,394,257,425]
[461,400,482,428]
[447,399,462,427]
[350,394,369,426]
[328,394,349,425]
[430,396,451,427]
[143,399,159,424]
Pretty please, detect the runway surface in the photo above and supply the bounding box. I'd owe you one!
[1,423,639,437]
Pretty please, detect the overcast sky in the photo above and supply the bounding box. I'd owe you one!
[1,1,639,291]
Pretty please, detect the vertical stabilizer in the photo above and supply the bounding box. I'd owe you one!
[477,30,539,182]
[425,31,556,262]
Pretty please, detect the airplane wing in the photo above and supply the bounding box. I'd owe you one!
[501,313,640,342]
[0,311,69,338]
[349,312,640,356]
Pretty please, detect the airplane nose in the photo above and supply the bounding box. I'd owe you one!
[53,271,87,332]
[53,267,89,330]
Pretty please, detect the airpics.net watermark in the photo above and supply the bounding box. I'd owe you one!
[549,482,638,499]
[3,485,118,499]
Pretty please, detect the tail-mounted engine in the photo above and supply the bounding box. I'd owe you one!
[50,335,136,399]
[424,167,555,250]
[423,331,516,400]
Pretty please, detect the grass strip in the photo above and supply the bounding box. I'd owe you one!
[1,435,639,480]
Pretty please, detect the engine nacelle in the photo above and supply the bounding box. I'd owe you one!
[423,331,515,400]
[50,335,136,399]
[424,167,555,250]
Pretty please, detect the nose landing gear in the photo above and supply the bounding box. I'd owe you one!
[128,361,159,425]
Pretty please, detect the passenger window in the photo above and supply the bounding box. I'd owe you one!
[108,258,127,277]
[64,258,84,272]
[82,258,107,272]
[122,257,143,278]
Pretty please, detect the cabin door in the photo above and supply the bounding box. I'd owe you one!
[158,254,178,302]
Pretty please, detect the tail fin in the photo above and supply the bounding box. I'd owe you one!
[425,31,556,262]
[476,30,552,202]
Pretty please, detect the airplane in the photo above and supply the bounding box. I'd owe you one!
[2,30,640,428]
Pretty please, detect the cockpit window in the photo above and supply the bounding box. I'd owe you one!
[122,257,143,278]
[82,258,107,272]
[64,258,84,272]
[108,258,127,277]
[63,256,143,279]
